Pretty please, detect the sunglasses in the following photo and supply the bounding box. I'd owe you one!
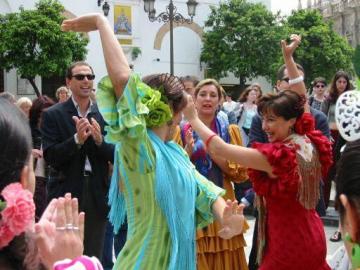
[315,84,325,88]
[281,77,289,83]
[71,74,95,81]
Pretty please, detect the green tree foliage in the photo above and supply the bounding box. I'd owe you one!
[353,45,360,77]
[200,0,284,86]
[282,9,354,86]
[0,0,88,96]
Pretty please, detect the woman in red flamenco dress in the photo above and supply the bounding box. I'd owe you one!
[183,34,332,270]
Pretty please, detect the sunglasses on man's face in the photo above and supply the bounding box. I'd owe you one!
[71,74,95,81]
[281,77,289,83]
[315,84,325,88]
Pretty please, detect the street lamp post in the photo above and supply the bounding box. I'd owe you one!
[98,0,110,16]
[143,0,198,75]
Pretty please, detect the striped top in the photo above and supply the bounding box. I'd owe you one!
[97,74,224,270]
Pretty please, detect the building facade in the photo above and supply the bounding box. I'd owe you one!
[0,0,272,98]
[306,0,360,47]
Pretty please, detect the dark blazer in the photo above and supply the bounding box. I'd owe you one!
[41,98,114,217]
[248,107,330,146]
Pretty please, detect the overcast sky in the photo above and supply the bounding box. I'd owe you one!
[271,0,306,15]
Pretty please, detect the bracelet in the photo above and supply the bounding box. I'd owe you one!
[288,75,304,85]
[205,134,217,149]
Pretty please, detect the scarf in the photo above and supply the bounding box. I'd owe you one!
[108,130,197,270]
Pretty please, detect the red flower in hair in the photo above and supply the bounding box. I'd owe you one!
[0,183,35,249]
[294,113,315,135]
[0,225,13,249]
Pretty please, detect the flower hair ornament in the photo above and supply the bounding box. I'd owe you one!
[335,90,360,142]
[141,85,173,128]
[294,112,315,135]
[0,183,35,249]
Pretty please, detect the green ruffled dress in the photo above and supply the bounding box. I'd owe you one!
[97,73,225,270]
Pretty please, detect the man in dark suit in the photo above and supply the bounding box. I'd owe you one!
[41,61,114,259]
[247,63,330,270]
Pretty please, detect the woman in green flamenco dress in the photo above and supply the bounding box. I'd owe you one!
[61,14,245,270]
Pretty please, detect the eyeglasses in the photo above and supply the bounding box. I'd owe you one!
[315,84,325,88]
[71,74,95,81]
[281,77,289,83]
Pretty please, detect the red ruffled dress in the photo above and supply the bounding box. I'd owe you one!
[248,113,333,270]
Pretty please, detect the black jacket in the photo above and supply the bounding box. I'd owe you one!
[41,98,114,217]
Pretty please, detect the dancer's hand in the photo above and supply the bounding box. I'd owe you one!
[281,34,301,59]
[218,200,245,239]
[184,128,194,156]
[183,95,198,122]
[61,13,106,33]
[35,193,85,269]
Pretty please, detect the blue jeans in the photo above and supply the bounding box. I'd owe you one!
[102,220,127,270]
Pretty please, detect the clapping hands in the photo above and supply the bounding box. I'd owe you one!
[73,116,103,145]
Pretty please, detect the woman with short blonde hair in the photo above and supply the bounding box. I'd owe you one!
[55,86,70,103]
[16,97,33,118]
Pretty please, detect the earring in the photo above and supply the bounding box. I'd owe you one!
[344,233,360,269]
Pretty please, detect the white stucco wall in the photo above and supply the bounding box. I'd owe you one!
[1,0,273,96]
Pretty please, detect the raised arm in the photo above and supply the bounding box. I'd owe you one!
[61,14,130,99]
[281,34,307,98]
[183,96,273,176]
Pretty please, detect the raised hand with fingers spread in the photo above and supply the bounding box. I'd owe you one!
[281,34,301,60]
[218,200,245,240]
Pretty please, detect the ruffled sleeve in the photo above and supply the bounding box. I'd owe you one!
[96,73,151,143]
[193,169,225,229]
[248,142,300,198]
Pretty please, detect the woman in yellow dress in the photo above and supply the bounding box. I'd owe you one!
[175,79,249,270]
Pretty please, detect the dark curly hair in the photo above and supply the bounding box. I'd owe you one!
[142,73,187,114]
[257,90,305,120]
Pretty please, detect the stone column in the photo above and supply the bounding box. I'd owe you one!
[307,0,313,9]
